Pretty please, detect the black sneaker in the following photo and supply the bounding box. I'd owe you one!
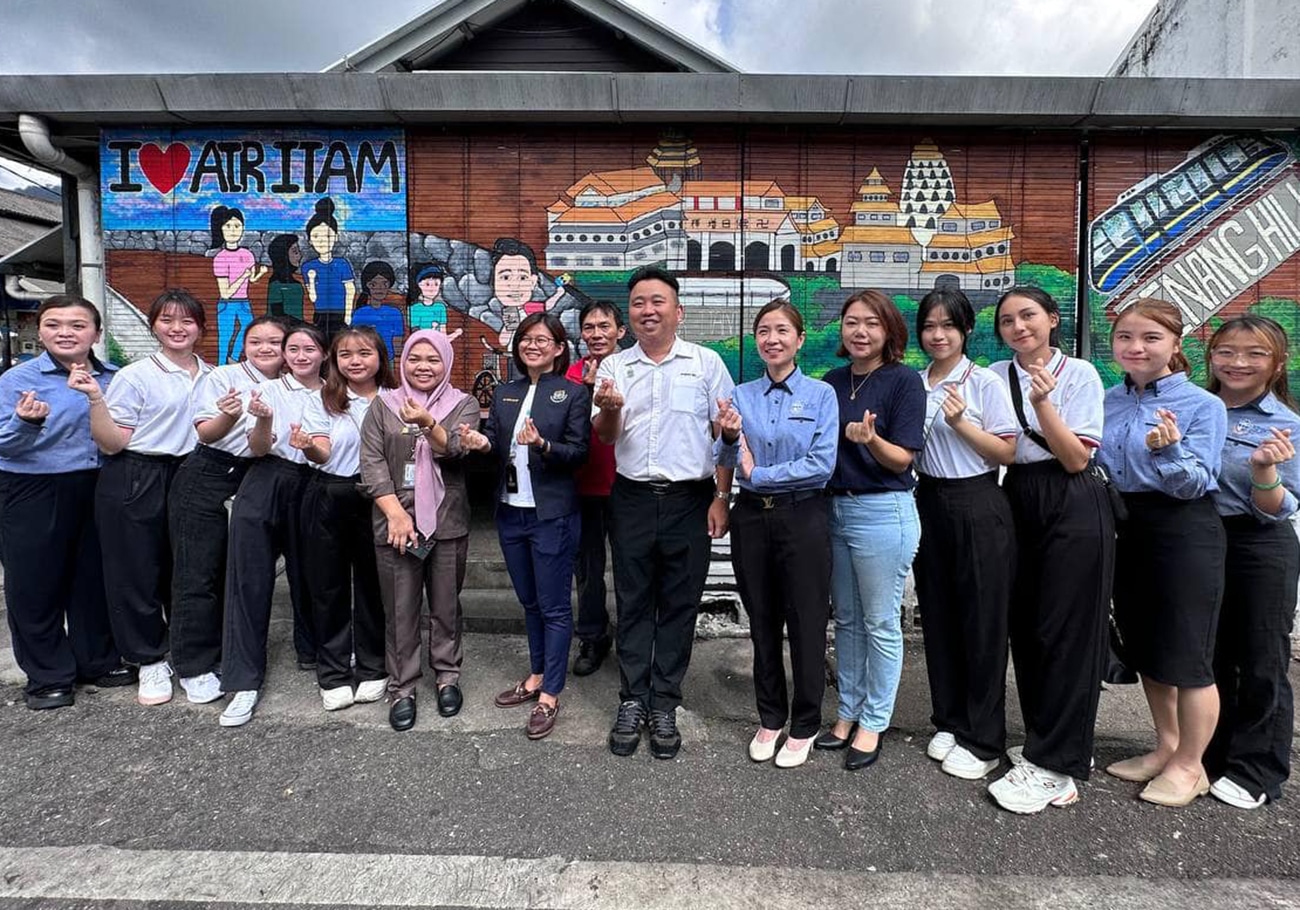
[607,700,646,756]
[649,709,682,760]
[573,637,611,677]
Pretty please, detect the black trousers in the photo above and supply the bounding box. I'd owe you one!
[168,444,251,678]
[95,451,183,666]
[1204,515,1299,802]
[313,311,348,343]
[608,476,713,712]
[915,472,1015,760]
[574,494,613,644]
[0,470,119,693]
[221,456,315,692]
[1003,461,1114,780]
[300,472,386,689]
[730,490,831,738]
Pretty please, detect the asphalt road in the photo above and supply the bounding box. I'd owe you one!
[1,592,1298,909]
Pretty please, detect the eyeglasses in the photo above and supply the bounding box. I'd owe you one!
[519,335,555,349]
[1209,347,1273,364]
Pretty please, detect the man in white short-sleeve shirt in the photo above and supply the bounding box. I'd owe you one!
[592,266,735,760]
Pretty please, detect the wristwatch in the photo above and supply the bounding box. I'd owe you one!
[714,490,734,504]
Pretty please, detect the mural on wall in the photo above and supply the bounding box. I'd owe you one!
[101,128,408,364]
[1087,133,1300,387]
[406,128,1080,396]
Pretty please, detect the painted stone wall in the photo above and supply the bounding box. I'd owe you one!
[100,126,1300,404]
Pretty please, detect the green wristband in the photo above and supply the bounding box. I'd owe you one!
[1251,476,1284,491]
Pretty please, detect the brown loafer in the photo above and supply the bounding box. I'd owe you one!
[494,680,541,708]
[1139,769,1210,807]
[527,702,559,740]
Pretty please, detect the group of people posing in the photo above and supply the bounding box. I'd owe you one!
[1,266,1294,818]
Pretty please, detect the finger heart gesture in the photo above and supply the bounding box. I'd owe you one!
[247,389,273,419]
[1251,427,1295,467]
[287,422,313,450]
[517,416,542,448]
[1026,359,1056,405]
[941,385,967,425]
[1144,408,1181,451]
[846,412,877,445]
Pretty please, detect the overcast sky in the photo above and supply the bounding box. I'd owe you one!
[0,0,1156,190]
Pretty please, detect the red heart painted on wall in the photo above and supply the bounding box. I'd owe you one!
[138,143,191,195]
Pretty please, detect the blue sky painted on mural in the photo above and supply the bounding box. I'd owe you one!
[99,129,406,233]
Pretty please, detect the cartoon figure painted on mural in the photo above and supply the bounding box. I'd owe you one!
[351,260,407,360]
[210,205,267,364]
[409,262,449,334]
[488,238,566,358]
[265,233,306,325]
[303,197,357,342]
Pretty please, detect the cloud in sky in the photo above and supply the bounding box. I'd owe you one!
[0,0,1154,76]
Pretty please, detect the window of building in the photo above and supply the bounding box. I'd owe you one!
[552,257,568,266]
[941,221,958,232]
[602,257,620,266]
[870,251,886,262]
[893,252,909,263]
[764,198,781,209]
[970,221,986,231]
[577,257,593,266]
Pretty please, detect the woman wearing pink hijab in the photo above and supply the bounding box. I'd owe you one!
[359,330,482,731]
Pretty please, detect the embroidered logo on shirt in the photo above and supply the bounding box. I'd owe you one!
[790,400,805,415]
[1233,419,1255,435]
[550,389,569,403]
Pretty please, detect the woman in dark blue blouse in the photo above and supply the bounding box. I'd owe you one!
[813,290,925,771]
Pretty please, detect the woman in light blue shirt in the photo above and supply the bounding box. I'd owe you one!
[0,295,125,710]
[1203,314,1300,810]
[726,299,838,769]
[1098,298,1227,808]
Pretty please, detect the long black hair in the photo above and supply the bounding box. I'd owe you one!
[267,234,301,284]
[208,205,245,251]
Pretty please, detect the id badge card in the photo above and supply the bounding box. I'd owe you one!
[403,461,417,489]
[506,463,519,494]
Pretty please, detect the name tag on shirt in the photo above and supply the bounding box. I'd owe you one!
[403,461,417,489]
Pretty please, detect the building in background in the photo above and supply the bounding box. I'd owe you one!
[1111,0,1300,77]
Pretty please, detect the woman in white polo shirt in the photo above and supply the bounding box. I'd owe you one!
[296,325,397,711]
[218,323,327,727]
[986,286,1114,815]
[69,289,210,709]
[912,288,1018,783]
[168,315,286,706]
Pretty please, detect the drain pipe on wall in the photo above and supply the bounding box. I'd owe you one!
[17,114,106,354]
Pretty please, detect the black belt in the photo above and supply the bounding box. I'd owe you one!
[618,476,713,495]
[736,488,824,510]
[316,471,362,484]
[827,486,870,497]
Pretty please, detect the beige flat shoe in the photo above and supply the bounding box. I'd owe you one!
[1106,755,1163,783]
[1139,770,1210,807]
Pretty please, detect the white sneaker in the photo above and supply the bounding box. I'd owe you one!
[774,736,813,769]
[321,685,355,711]
[137,660,173,706]
[354,678,388,704]
[927,731,956,762]
[180,672,223,705]
[219,690,259,727]
[1007,744,1094,771]
[1210,776,1267,810]
[988,761,1079,814]
[748,728,781,762]
[942,744,1000,780]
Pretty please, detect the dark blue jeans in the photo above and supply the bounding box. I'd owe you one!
[497,505,579,697]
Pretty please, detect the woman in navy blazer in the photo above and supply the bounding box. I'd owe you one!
[462,312,590,739]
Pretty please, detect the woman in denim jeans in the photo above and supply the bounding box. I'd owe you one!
[814,291,925,771]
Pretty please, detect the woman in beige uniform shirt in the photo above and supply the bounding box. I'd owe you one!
[359,329,481,732]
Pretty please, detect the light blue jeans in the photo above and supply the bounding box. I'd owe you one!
[829,490,921,733]
[217,299,253,364]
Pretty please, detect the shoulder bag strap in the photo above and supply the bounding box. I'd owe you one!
[1007,361,1053,454]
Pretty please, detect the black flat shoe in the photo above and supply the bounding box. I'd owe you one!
[814,725,855,751]
[25,687,74,711]
[573,637,611,677]
[78,665,138,688]
[389,695,417,731]
[844,736,882,771]
[437,684,463,717]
